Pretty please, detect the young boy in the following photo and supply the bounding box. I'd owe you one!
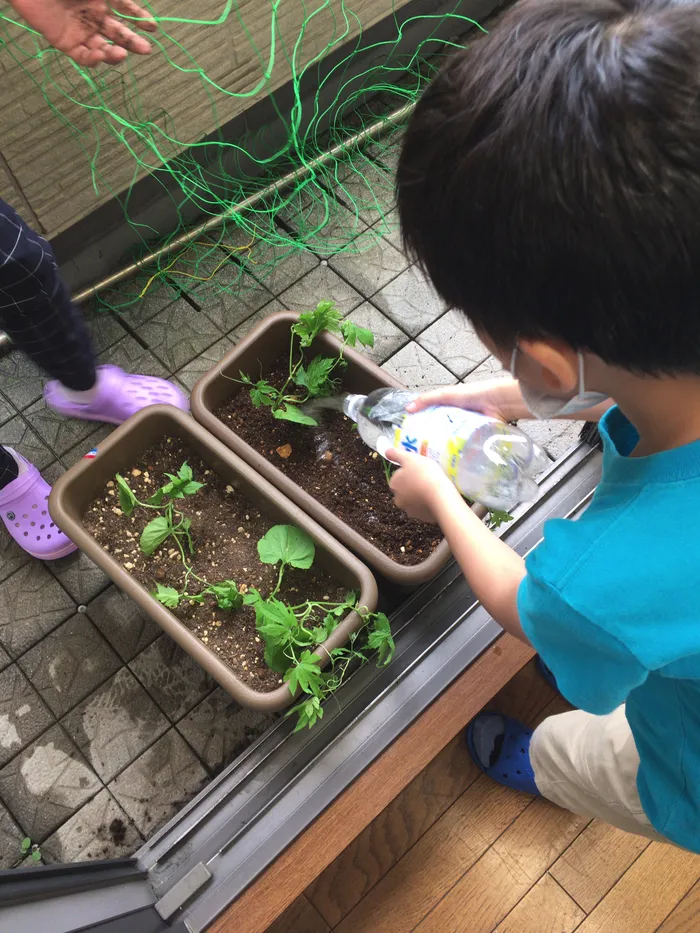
[388,0,700,852]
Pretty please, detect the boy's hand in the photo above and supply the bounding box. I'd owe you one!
[407,377,613,425]
[389,445,529,643]
[406,377,527,423]
[10,0,157,67]
[387,447,459,523]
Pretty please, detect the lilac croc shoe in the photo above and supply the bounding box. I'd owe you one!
[44,365,189,426]
[0,450,77,560]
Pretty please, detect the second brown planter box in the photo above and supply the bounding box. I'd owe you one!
[191,311,453,587]
[49,406,377,714]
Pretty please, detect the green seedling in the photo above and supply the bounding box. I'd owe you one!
[117,464,242,611]
[238,300,374,425]
[488,509,514,530]
[382,457,396,487]
[116,462,202,560]
[21,837,41,862]
[114,469,395,731]
[242,523,394,730]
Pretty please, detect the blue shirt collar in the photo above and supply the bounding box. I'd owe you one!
[601,406,700,484]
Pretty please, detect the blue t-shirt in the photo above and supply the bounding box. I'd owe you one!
[518,406,700,852]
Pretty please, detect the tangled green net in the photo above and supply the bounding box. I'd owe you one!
[0,2,486,319]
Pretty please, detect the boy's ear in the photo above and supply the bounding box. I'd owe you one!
[519,339,579,394]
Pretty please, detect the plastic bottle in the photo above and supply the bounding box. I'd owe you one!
[342,388,549,511]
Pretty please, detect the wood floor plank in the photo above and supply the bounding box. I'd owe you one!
[533,694,575,725]
[575,843,700,933]
[413,798,588,933]
[305,735,480,927]
[335,776,531,933]
[307,662,554,928]
[550,820,649,912]
[655,879,700,933]
[210,636,533,933]
[265,896,329,933]
[494,873,585,933]
[487,658,558,724]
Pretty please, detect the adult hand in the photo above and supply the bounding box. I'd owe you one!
[10,0,157,67]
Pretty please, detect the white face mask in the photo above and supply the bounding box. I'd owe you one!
[511,348,608,420]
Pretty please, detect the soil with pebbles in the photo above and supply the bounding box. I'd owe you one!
[216,359,444,565]
[84,438,347,693]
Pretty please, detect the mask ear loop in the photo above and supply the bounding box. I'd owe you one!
[510,346,520,378]
[577,352,587,393]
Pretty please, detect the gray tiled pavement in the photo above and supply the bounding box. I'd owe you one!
[0,128,581,867]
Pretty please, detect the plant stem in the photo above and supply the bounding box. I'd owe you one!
[171,529,208,593]
[270,560,287,598]
[274,332,304,414]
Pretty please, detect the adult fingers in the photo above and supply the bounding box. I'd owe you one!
[113,0,159,33]
[100,15,153,54]
[69,36,126,66]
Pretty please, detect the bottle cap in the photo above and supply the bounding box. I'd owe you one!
[343,393,365,421]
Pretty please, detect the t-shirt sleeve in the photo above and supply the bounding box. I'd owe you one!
[518,572,648,714]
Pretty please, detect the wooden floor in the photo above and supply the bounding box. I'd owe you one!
[265,661,700,933]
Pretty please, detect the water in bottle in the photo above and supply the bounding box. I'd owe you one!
[342,388,548,511]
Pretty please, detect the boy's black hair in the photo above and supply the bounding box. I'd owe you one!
[397,0,700,374]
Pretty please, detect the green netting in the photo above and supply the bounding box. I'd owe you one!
[0,2,486,316]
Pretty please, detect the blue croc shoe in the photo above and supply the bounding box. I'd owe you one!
[466,712,540,795]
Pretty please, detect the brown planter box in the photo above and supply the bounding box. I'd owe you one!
[49,406,378,714]
[190,312,453,587]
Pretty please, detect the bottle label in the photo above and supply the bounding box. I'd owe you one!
[392,407,493,493]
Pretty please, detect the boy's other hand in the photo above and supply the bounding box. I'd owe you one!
[406,377,521,422]
[387,446,459,523]
[10,0,157,67]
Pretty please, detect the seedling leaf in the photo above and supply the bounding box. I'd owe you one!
[154,583,180,609]
[289,695,324,731]
[294,356,338,396]
[257,525,315,570]
[205,580,243,611]
[272,404,318,426]
[311,611,340,644]
[182,480,206,496]
[254,596,299,647]
[160,468,206,500]
[286,651,324,697]
[140,516,172,556]
[249,379,279,409]
[340,320,374,349]
[242,587,262,606]
[31,849,41,862]
[21,838,31,853]
[489,509,514,530]
[115,474,137,517]
[367,613,395,666]
[292,301,343,347]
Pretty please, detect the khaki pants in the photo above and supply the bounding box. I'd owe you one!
[530,705,669,844]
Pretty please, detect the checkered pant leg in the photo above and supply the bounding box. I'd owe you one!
[0,444,18,489]
[0,199,96,392]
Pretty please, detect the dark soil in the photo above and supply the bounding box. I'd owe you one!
[215,359,443,565]
[84,438,347,692]
[109,818,126,846]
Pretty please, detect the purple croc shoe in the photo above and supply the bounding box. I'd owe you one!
[44,364,189,425]
[0,450,77,560]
